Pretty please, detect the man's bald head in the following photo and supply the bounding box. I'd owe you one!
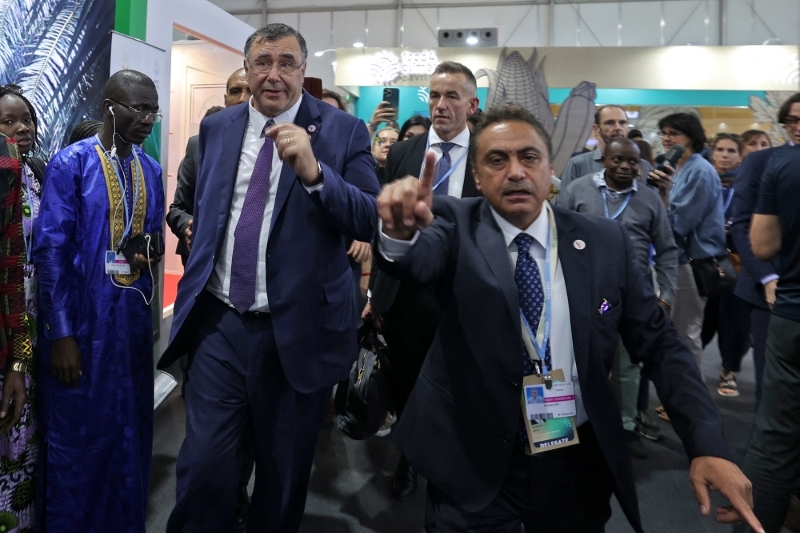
[225,68,251,107]
[103,70,156,101]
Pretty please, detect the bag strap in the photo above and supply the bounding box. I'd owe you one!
[25,157,46,187]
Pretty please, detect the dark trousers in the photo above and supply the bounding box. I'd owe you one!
[741,314,800,533]
[750,304,770,408]
[701,293,752,372]
[166,295,332,533]
[382,284,438,418]
[431,425,614,533]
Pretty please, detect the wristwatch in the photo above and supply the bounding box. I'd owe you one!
[9,360,27,374]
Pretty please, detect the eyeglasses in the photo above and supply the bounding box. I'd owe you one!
[108,98,162,123]
[248,59,304,76]
[782,116,800,127]
[376,138,397,147]
[658,130,684,139]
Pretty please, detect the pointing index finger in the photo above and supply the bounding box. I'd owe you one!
[419,150,437,203]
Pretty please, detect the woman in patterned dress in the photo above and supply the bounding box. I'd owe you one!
[0,84,45,533]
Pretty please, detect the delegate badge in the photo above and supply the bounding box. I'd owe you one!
[521,368,580,454]
[105,250,131,275]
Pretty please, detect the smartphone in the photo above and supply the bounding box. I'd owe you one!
[382,88,399,119]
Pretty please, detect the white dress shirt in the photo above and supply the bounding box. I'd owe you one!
[380,202,588,425]
[206,95,304,312]
[425,126,470,198]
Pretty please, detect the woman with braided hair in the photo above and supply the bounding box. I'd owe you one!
[67,119,103,146]
[0,83,45,531]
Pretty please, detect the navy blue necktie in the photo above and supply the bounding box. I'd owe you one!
[514,233,551,443]
[434,142,455,196]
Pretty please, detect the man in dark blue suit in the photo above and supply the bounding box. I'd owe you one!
[374,105,762,532]
[158,24,379,532]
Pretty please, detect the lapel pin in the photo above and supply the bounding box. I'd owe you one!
[598,299,611,315]
[573,240,586,250]
[308,125,316,132]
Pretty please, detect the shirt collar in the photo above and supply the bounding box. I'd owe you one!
[490,201,551,252]
[428,125,470,149]
[592,170,638,194]
[247,94,304,136]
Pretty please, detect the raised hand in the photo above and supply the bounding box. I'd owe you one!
[377,151,437,241]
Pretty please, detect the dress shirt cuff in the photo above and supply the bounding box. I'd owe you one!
[303,182,324,193]
[378,220,420,261]
[47,311,73,340]
[760,274,779,286]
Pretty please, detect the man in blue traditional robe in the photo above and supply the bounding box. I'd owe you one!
[33,70,164,532]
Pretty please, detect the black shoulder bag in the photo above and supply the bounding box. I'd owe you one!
[334,321,391,440]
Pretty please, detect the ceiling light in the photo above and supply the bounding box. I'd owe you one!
[466,36,478,45]
[353,42,364,48]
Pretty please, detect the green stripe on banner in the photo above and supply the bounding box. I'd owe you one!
[547,89,765,107]
[115,0,148,41]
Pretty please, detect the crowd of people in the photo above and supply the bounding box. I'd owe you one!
[0,20,798,533]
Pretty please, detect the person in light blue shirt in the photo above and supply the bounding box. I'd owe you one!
[649,113,725,373]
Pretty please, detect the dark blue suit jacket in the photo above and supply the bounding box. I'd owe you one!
[730,147,781,308]
[158,92,380,393]
[377,198,732,531]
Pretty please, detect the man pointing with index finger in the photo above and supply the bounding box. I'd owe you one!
[375,105,762,532]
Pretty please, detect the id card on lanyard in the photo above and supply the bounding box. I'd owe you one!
[519,204,580,454]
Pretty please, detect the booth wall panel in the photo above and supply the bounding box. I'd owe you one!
[300,11,335,88]
[552,4,580,46]
[368,10,398,48]
[334,11,368,46]
[574,3,621,47]
[402,8,439,48]
[725,0,797,46]
[620,2,664,46]
[500,5,545,48]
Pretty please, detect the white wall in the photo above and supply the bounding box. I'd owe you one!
[145,0,256,358]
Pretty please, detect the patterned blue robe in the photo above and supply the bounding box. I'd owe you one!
[32,137,164,532]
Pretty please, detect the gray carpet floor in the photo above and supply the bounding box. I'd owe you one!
[146,339,788,533]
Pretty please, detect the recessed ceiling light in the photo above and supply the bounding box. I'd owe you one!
[353,42,364,48]
[466,36,478,45]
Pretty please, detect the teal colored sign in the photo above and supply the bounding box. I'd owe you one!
[354,86,766,127]
[355,86,488,128]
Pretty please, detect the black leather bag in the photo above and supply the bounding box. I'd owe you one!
[334,322,391,440]
[689,254,738,298]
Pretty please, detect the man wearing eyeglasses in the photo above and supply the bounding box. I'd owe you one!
[158,24,379,533]
[33,70,165,532]
[558,105,653,199]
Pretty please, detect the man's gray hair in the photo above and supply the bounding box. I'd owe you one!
[432,61,477,96]
[244,23,308,63]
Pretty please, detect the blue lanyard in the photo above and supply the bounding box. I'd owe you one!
[519,204,558,373]
[22,163,34,264]
[723,188,734,214]
[601,188,632,220]
[420,137,469,193]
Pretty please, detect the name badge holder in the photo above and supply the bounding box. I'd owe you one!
[519,204,580,455]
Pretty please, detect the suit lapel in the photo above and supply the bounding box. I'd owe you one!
[217,107,249,251]
[553,207,593,379]
[270,90,321,232]
[475,202,519,326]
[461,153,479,198]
